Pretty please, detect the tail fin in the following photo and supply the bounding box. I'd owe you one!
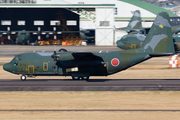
[140,12,175,56]
[125,10,143,32]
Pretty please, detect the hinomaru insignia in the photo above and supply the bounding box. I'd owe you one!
[159,25,163,29]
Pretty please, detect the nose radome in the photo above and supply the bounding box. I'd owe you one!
[3,63,12,72]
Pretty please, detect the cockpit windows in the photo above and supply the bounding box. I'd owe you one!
[13,55,22,61]
[21,33,26,35]
[14,63,18,66]
[122,36,126,39]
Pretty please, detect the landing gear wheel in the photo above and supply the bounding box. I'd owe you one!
[81,76,89,80]
[21,75,26,81]
[72,76,80,80]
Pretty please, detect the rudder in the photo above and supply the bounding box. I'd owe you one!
[140,12,175,56]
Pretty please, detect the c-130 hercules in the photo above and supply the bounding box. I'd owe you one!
[3,12,175,81]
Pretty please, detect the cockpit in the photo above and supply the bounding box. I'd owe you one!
[12,55,22,61]
[3,55,22,73]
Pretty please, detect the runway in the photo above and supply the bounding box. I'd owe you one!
[1,79,180,91]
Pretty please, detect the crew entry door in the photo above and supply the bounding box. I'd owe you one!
[28,65,34,74]
[43,62,48,71]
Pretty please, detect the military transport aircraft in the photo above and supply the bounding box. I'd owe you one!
[3,12,175,81]
[0,29,53,45]
[0,29,77,45]
[80,29,95,43]
[117,10,144,34]
[117,10,180,35]
[116,33,180,51]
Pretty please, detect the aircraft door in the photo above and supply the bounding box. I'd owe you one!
[43,62,48,71]
[28,65,34,74]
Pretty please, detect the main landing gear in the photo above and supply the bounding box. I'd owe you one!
[81,76,89,80]
[72,76,89,80]
[21,75,26,81]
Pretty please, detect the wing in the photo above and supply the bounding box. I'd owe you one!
[55,52,104,67]
[72,52,103,61]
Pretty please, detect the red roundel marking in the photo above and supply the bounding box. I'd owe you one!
[111,58,119,67]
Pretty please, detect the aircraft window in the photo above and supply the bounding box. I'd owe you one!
[67,20,77,26]
[43,62,48,71]
[14,55,22,60]
[18,20,25,25]
[14,62,18,66]
[20,33,26,35]
[15,57,19,60]
[122,36,126,39]
[84,31,90,33]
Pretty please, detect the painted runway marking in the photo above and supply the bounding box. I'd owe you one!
[16,46,22,51]
[0,109,180,112]
[10,45,16,50]
[24,46,29,50]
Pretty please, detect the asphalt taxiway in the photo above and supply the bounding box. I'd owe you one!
[0,79,180,91]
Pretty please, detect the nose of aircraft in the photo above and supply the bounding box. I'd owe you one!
[3,63,12,72]
[117,42,125,49]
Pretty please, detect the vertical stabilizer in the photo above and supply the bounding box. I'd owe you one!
[125,10,143,32]
[140,12,175,55]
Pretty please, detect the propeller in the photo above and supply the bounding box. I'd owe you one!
[53,27,57,40]
[38,27,41,40]
[45,33,49,38]
[7,27,11,40]
[51,45,57,74]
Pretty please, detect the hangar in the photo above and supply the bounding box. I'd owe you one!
[0,0,178,46]
[0,8,79,42]
[0,3,115,45]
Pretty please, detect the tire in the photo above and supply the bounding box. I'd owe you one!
[81,76,89,80]
[21,75,26,81]
[72,76,80,80]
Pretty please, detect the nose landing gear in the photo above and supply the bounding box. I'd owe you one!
[21,75,26,81]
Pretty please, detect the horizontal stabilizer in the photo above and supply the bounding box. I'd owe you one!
[149,53,174,57]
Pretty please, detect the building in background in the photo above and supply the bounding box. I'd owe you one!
[0,0,178,45]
